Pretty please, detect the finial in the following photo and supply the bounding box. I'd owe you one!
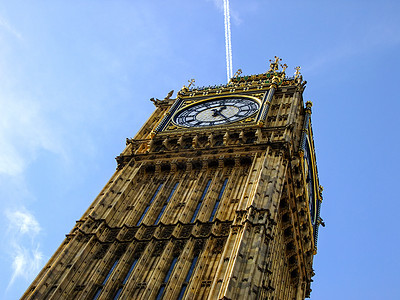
[281,63,288,73]
[164,90,174,100]
[229,69,242,83]
[187,78,195,89]
[233,69,242,78]
[273,56,281,64]
[305,101,313,113]
[294,66,301,78]
[268,56,282,72]
[181,78,196,91]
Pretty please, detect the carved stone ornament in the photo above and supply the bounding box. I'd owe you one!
[152,241,166,257]
[23,60,323,300]
[160,226,174,239]
[213,238,226,254]
[94,244,110,259]
[194,239,205,254]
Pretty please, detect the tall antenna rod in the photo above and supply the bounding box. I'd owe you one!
[223,0,233,82]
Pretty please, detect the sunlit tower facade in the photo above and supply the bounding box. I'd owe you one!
[23,58,323,300]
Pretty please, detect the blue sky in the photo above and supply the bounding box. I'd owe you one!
[0,1,399,299]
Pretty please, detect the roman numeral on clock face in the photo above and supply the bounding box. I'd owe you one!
[173,97,260,128]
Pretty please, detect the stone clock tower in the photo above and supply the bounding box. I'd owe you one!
[22,57,323,300]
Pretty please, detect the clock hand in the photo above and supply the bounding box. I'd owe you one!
[212,106,228,117]
[211,108,220,117]
[218,110,229,120]
[217,106,229,120]
[212,109,229,120]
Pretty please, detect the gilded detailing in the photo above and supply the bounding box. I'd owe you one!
[256,84,276,127]
[23,59,322,300]
[178,94,261,110]
[172,95,261,128]
[152,61,307,136]
[153,97,184,134]
[298,101,322,253]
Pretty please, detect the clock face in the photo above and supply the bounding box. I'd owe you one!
[173,97,260,127]
[304,136,317,225]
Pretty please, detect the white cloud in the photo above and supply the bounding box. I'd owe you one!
[6,209,43,289]
[211,0,224,10]
[9,210,41,235]
[9,244,43,288]
[0,95,65,177]
[0,88,64,291]
[0,15,23,40]
[209,0,242,25]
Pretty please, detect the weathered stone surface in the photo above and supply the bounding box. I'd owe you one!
[22,65,322,300]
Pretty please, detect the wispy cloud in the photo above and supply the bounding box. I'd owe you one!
[0,15,23,40]
[6,209,43,289]
[0,94,61,290]
[209,0,242,25]
[0,33,75,295]
[0,95,65,177]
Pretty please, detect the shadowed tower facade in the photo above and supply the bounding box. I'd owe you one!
[23,58,323,300]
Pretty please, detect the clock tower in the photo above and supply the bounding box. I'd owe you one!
[23,58,323,299]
